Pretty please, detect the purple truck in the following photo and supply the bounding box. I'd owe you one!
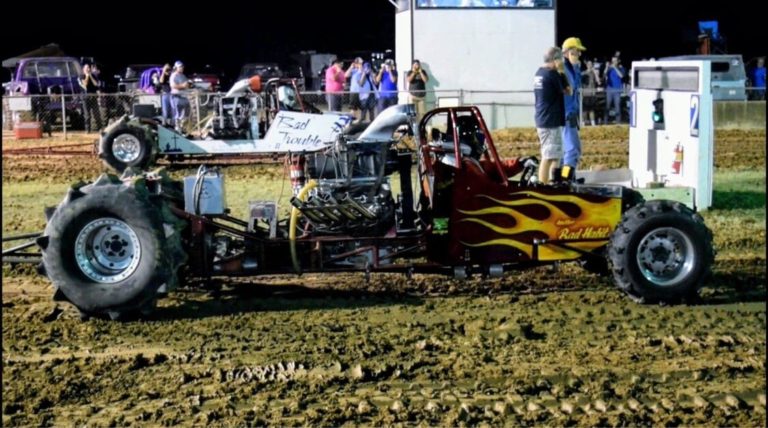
[3,56,85,129]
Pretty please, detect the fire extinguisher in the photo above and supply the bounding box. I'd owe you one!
[671,143,683,175]
[288,154,306,195]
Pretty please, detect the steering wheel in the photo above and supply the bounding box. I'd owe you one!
[518,156,539,186]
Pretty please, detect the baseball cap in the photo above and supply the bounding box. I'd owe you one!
[562,37,586,51]
[174,60,184,69]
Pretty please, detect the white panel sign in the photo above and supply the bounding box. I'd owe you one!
[137,94,161,108]
[263,111,353,152]
[7,96,32,111]
[158,111,353,155]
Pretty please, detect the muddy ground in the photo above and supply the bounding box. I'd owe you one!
[2,128,766,426]
[1,127,765,182]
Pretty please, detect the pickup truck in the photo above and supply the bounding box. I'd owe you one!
[3,56,85,129]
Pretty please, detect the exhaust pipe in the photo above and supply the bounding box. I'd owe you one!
[289,197,325,223]
[340,194,376,219]
[320,194,358,221]
[306,197,341,222]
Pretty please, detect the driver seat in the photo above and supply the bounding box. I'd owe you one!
[462,156,486,177]
[454,115,485,160]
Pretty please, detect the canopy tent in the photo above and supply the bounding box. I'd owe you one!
[2,43,68,69]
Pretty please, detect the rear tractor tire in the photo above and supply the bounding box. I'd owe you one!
[608,200,714,304]
[38,175,186,319]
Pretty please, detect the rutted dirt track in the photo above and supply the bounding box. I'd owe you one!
[2,128,766,426]
[2,127,766,182]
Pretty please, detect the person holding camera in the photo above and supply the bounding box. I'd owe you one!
[604,55,625,124]
[153,63,173,126]
[345,57,364,121]
[581,60,600,126]
[78,63,103,133]
[376,59,398,114]
[406,59,429,121]
[358,62,378,122]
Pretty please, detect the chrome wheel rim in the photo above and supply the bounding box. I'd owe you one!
[112,133,142,163]
[636,227,694,286]
[75,218,141,283]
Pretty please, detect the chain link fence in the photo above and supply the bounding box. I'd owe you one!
[3,93,141,135]
[3,86,765,136]
[1,92,230,136]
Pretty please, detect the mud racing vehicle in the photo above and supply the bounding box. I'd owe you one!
[35,105,714,320]
[97,76,324,172]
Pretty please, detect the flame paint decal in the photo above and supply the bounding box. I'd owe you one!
[456,191,621,261]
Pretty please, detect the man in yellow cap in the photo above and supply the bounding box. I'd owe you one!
[561,37,587,179]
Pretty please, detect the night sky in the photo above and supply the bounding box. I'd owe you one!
[1,1,762,80]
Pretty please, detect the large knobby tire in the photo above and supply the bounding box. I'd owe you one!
[608,200,714,304]
[621,187,645,212]
[99,125,154,173]
[40,176,184,319]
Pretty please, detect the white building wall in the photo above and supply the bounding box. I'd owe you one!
[396,4,555,128]
[395,8,413,106]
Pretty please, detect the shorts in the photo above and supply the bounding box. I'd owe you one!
[349,93,362,110]
[536,127,563,160]
[583,95,597,111]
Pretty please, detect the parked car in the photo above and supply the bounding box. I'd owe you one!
[239,62,307,91]
[191,64,228,93]
[238,62,284,81]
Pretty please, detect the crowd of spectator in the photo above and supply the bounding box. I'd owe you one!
[324,55,417,123]
[576,52,631,126]
[57,48,768,135]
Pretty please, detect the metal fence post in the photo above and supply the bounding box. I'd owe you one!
[459,89,465,106]
[195,93,201,135]
[61,94,67,140]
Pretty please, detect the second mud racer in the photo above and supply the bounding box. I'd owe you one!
[98,77,330,172]
[40,105,714,319]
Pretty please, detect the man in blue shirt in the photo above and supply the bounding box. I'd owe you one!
[375,59,399,115]
[534,47,568,184]
[345,57,364,122]
[752,57,765,100]
[561,37,586,176]
[604,56,625,124]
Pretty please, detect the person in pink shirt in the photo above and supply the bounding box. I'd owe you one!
[325,58,346,112]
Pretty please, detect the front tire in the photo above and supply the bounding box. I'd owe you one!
[40,176,184,319]
[608,200,714,304]
[99,126,154,173]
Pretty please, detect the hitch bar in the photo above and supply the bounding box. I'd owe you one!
[2,232,43,264]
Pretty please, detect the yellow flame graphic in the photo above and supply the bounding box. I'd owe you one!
[457,191,620,261]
